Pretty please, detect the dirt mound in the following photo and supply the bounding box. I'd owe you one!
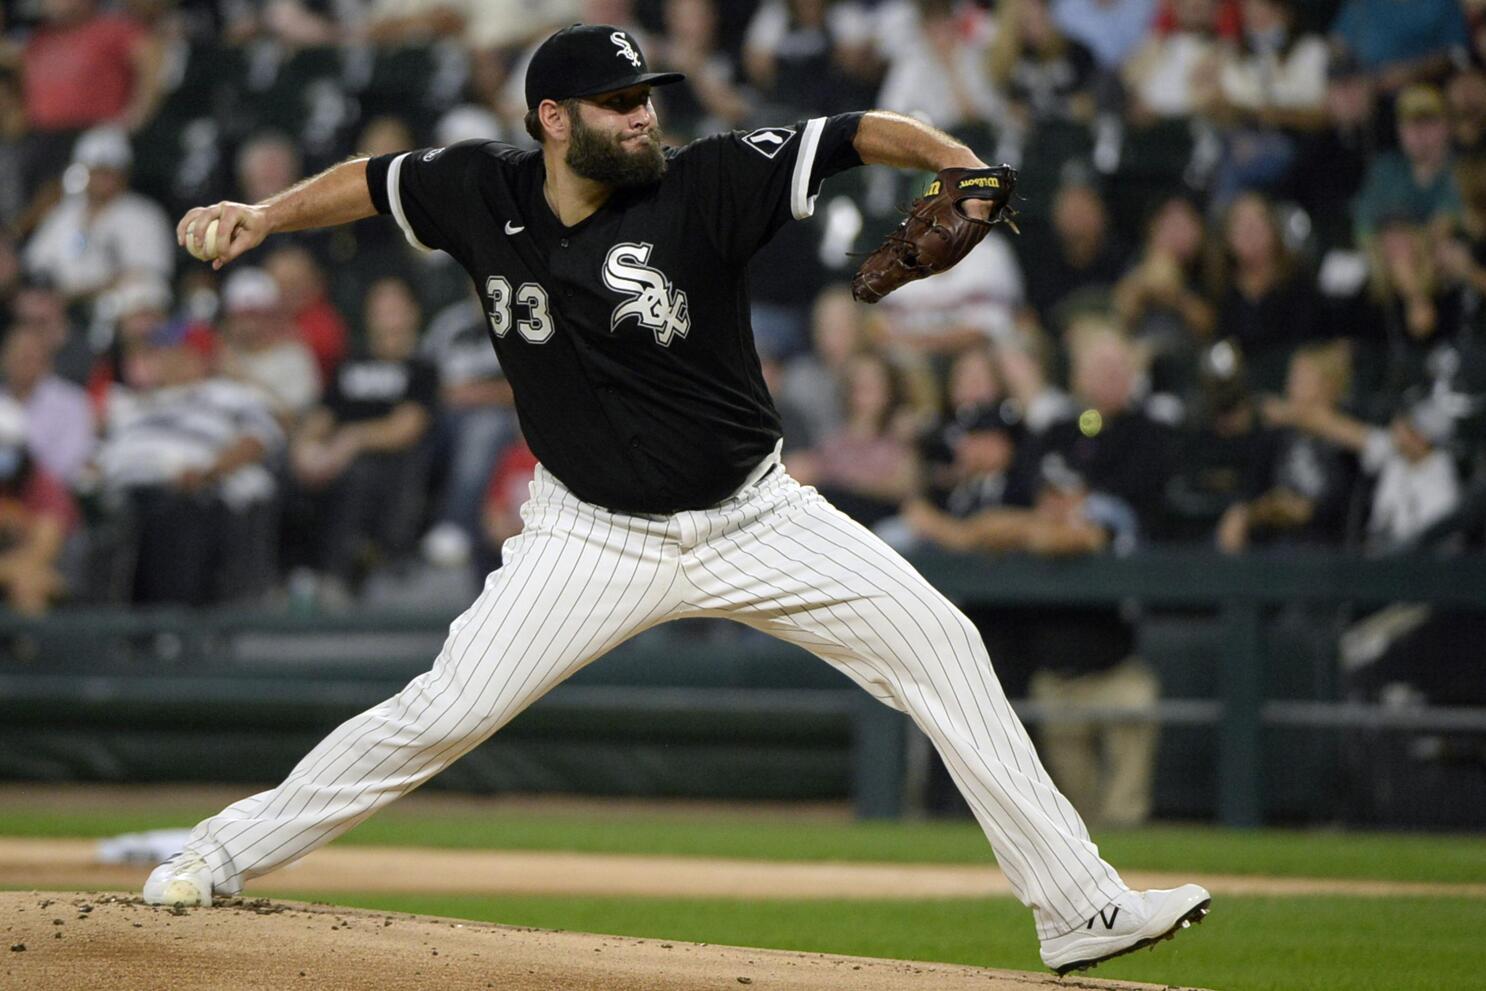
[1,891,1204,991]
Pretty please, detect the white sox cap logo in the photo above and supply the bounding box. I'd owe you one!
[611,31,642,69]
[602,242,690,347]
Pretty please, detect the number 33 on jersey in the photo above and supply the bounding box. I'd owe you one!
[363,114,865,514]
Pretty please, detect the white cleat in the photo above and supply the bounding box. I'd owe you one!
[1039,883,1211,975]
[142,853,214,907]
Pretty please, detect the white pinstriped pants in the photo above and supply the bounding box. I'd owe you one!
[182,462,1129,938]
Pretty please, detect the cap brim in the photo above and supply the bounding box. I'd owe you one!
[570,71,686,99]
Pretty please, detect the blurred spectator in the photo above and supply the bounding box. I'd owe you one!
[11,278,91,385]
[0,234,22,322]
[23,126,174,303]
[0,396,77,615]
[1329,0,1467,93]
[743,0,877,119]
[1161,340,1282,542]
[419,291,516,568]
[85,270,172,412]
[0,69,26,230]
[20,0,165,194]
[235,130,302,206]
[1122,0,1222,121]
[1219,340,1358,550]
[93,319,282,605]
[1,322,95,485]
[1216,0,1327,125]
[1207,0,1328,205]
[788,350,921,527]
[1022,457,1155,829]
[1021,170,1127,337]
[263,244,349,386]
[1353,84,1463,243]
[904,451,1158,827]
[872,0,1000,132]
[1210,191,1321,394]
[1052,0,1158,73]
[360,0,575,50]
[777,284,865,445]
[1289,50,1382,250]
[649,0,753,140]
[870,230,1025,358]
[987,0,1098,128]
[1367,216,1466,397]
[1032,320,1175,528]
[919,397,1031,521]
[217,266,321,423]
[290,277,437,594]
[1435,157,1486,320]
[907,345,1014,511]
[1265,391,1461,553]
[1446,67,1486,155]
[1112,194,1215,392]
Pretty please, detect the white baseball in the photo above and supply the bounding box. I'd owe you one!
[187,218,222,262]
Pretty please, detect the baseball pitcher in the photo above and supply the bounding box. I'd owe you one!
[146,24,1208,975]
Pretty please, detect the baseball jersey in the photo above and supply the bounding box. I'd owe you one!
[364,113,864,513]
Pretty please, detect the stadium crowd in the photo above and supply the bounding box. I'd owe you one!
[0,0,1481,622]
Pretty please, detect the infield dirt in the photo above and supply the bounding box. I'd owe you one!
[1,891,1208,991]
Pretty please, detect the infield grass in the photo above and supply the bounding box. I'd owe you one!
[3,803,1484,884]
[277,890,1486,991]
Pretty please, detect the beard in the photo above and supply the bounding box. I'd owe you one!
[565,112,666,188]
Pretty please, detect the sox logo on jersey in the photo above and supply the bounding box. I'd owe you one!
[603,241,690,346]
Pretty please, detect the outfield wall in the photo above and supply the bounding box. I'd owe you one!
[3,550,1484,828]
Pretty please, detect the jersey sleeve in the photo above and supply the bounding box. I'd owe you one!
[679,112,865,262]
[365,139,513,259]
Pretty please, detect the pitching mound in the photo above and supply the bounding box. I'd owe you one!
[2,891,1205,991]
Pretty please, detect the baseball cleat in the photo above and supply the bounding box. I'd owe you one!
[142,852,214,907]
[1039,883,1210,975]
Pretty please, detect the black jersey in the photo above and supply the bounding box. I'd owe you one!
[365,114,864,514]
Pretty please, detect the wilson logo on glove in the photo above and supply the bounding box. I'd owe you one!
[851,165,1019,304]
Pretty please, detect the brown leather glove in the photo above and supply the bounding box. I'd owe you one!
[850,165,1019,304]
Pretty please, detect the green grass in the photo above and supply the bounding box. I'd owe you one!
[6,805,1485,884]
[271,890,1486,991]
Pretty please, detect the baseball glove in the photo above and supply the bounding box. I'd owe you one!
[850,165,1019,304]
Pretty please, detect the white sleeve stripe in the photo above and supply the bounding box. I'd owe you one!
[790,117,828,221]
[386,153,433,253]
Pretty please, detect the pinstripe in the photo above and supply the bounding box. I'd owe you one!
[206,487,578,876]
[803,498,1094,844]
[199,508,558,868]
[689,503,1047,911]
[693,493,1058,910]
[794,501,1126,910]
[177,461,1127,937]
[693,486,1044,902]
[192,477,688,890]
[685,479,1124,930]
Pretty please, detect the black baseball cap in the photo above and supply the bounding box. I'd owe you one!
[525,24,684,110]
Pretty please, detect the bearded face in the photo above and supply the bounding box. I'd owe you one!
[564,103,667,188]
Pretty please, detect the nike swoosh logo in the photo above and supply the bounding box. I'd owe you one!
[505,221,525,235]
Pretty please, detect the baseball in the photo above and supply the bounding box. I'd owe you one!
[187,218,222,262]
